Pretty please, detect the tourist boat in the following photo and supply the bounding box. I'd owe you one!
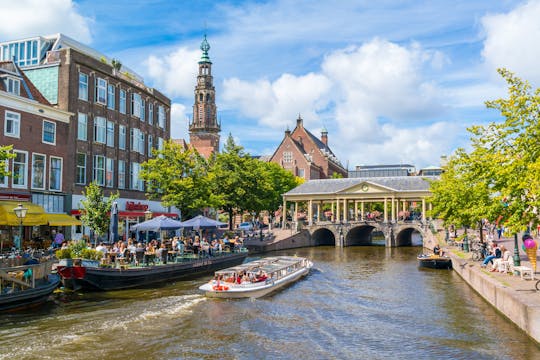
[417,254,452,269]
[56,250,248,291]
[1,260,60,312]
[199,256,313,298]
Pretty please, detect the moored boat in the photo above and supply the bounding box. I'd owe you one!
[1,260,60,312]
[417,254,452,269]
[56,250,248,291]
[199,255,313,298]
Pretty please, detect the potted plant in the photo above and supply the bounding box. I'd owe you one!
[55,248,73,266]
[79,248,101,268]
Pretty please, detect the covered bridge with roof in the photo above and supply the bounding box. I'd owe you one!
[281,177,437,247]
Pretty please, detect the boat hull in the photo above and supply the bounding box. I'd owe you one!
[417,255,452,269]
[202,266,310,298]
[57,253,247,291]
[0,274,60,312]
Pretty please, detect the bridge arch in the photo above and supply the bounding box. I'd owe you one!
[312,228,336,246]
[345,225,376,246]
[394,225,425,247]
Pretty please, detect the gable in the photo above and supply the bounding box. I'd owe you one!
[339,182,395,194]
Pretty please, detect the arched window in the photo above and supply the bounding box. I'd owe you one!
[206,94,211,102]
[199,93,203,101]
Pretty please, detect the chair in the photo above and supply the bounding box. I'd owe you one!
[135,250,144,266]
[160,249,168,264]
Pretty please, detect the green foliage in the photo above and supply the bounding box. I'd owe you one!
[80,248,102,260]
[55,248,72,259]
[430,68,540,234]
[69,240,88,258]
[111,58,122,71]
[0,145,15,178]
[80,182,119,238]
[331,172,343,179]
[140,141,215,217]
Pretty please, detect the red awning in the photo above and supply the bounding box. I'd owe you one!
[70,210,179,219]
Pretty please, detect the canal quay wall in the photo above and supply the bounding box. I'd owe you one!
[449,252,540,344]
[244,230,312,254]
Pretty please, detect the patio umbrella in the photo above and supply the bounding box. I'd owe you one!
[130,215,183,232]
[109,201,119,243]
[178,215,227,230]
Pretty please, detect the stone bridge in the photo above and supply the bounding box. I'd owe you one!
[306,220,435,247]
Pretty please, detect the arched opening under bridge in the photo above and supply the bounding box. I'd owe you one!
[345,225,375,246]
[395,227,423,247]
[312,228,336,246]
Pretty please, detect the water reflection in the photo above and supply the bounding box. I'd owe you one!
[0,246,539,360]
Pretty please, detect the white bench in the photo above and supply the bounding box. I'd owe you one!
[513,266,535,280]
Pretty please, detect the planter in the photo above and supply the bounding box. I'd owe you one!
[80,259,100,268]
[58,258,73,266]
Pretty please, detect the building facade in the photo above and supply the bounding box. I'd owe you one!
[269,116,347,180]
[348,164,416,178]
[0,60,79,248]
[0,34,175,241]
[188,35,220,158]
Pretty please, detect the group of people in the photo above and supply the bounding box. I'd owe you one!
[481,242,511,272]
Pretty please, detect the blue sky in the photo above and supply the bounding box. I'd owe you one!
[2,0,539,169]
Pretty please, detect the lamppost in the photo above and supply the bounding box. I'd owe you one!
[513,233,521,267]
[13,203,28,251]
[144,209,152,243]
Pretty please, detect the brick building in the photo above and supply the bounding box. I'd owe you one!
[0,60,77,248]
[269,115,347,180]
[0,34,175,241]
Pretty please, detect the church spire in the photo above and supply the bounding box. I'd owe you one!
[199,34,211,64]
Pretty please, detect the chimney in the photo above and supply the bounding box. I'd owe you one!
[321,126,328,146]
[285,126,291,136]
[296,114,303,127]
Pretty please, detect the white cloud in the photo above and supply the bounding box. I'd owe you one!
[482,0,540,84]
[0,0,92,43]
[145,47,199,98]
[222,72,332,129]
[170,103,189,139]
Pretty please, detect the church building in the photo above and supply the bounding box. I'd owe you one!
[269,115,347,180]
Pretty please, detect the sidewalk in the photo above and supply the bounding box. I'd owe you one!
[446,237,540,344]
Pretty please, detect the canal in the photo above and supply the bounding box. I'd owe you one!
[1,246,539,359]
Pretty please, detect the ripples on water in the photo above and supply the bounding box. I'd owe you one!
[1,246,539,360]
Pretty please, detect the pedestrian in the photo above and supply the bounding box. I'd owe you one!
[54,230,64,248]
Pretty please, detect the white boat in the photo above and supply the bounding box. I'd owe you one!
[198,256,313,298]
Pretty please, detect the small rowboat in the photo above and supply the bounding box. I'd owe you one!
[199,256,312,298]
[417,254,452,269]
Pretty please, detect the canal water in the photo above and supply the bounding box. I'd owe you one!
[1,247,539,360]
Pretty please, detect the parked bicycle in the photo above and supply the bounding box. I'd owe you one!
[470,239,487,261]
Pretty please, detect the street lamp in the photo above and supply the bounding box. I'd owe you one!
[13,203,28,251]
[144,209,152,243]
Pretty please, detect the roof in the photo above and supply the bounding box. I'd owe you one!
[355,164,416,169]
[284,176,436,195]
[0,60,51,106]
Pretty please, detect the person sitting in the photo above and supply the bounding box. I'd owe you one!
[491,245,511,272]
[481,243,501,268]
[157,243,168,264]
[96,242,108,255]
[433,244,441,256]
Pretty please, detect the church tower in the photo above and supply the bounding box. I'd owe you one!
[189,34,220,158]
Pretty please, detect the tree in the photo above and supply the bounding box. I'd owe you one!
[0,145,14,178]
[140,141,216,218]
[258,161,299,212]
[79,182,118,244]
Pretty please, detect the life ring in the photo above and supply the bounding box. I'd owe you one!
[212,285,229,291]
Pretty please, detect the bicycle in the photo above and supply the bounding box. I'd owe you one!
[536,279,540,291]
[470,240,486,261]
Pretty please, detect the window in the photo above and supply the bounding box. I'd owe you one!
[283,151,293,163]
[93,155,105,186]
[42,120,56,145]
[119,125,126,150]
[158,137,164,150]
[77,113,87,141]
[148,103,153,125]
[298,168,305,179]
[130,128,138,151]
[105,158,114,187]
[12,150,27,188]
[5,77,20,95]
[79,73,88,101]
[107,84,115,109]
[148,135,153,157]
[131,93,142,118]
[130,162,141,190]
[119,89,126,114]
[49,157,62,191]
[118,160,125,189]
[76,153,86,185]
[94,116,106,143]
[95,77,107,104]
[140,98,145,121]
[158,105,165,128]
[139,132,145,155]
[31,153,46,189]
[106,121,115,147]
[4,110,20,138]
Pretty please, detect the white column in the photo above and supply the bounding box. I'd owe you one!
[343,199,348,223]
[308,199,313,226]
[331,202,335,222]
[294,202,298,223]
[336,199,341,222]
[384,198,388,223]
[391,197,395,223]
[361,201,365,221]
[282,198,286,229]
[317,202,321,223]
[422,198,426,223]
[354,201,358,221]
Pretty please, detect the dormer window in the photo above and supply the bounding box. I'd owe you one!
[4,77,20,95]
